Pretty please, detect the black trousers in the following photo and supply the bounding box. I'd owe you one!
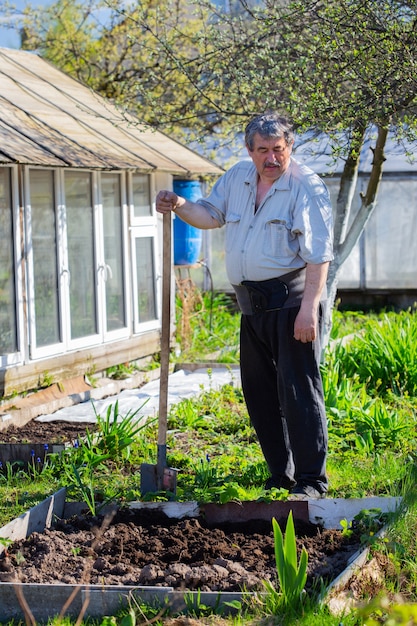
[240,306,328,493]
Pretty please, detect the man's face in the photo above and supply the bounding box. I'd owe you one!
[246,133,293,181]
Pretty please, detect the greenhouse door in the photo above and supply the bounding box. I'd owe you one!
[64,171,100,346]
[27,169,129,359]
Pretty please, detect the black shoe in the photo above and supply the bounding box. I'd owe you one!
[264,476,293,491]
[289,484,326,500]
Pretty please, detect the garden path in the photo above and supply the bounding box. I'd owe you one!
[35,366,241,425]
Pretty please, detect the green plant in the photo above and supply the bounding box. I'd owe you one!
[56,401,151,515]
[25,449,50,480]
[214,481,266,504]
[38,370,54,388]
[323,346,416,456]
[339,518,353,538]
[357,595,417,625]
[62,457,111,515]
[183,589,223,616]
[106,362,139,380]
[191,455,220,489]
[0,460,17,484]
[92,400,150,464]
[353,508,388,538]
[262,511,308,612]
[333,311,417,397]
[168,398,211,430]
[175,289,240,363]
[85,361,98,387]
[99,608,137,625]
[14,550,25,565]
[338,508,388,550]
[0,536,13,555]
[330,307,372,340]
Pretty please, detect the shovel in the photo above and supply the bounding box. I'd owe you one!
[140,211,178,496]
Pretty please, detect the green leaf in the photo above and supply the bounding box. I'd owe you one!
[271,511,308,607]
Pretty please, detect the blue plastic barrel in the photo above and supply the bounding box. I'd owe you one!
[173,180,203,265]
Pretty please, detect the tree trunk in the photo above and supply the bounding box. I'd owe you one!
[322,125,389,352]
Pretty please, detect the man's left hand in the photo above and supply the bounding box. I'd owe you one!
[294,309,317,343]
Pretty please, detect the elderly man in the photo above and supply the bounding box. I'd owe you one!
[156,113,333,499]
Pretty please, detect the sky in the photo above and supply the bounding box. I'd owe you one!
[0,0,52,48]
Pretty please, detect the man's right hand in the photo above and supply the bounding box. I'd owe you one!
[155,190,219,229]
[155,190,184,214]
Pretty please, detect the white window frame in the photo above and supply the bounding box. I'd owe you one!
[0,166,23,367]
[97,171,131,343]
[25,167,66,360]
[128,172,161,334]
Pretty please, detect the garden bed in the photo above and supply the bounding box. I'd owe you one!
[0,504,359,592]
[0,421,98,468]
[0,490,400,621]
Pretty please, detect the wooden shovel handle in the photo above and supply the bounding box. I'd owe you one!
[158,211,172,447]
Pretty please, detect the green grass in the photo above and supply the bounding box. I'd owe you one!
[332,310,417,396]
[0,477,61,523]
[327,450,408,498]
[329,306,381,339]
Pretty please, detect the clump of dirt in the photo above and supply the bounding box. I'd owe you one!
[0,507,364,593]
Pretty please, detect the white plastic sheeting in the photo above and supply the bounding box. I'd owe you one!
[35,367,241,423]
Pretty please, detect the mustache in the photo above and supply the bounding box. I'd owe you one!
[264,161,281,167]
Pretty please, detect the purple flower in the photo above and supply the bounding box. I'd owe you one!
[31,449,35,457]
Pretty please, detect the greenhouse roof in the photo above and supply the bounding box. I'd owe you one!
[293,129,417,176]
[0,47,223,176]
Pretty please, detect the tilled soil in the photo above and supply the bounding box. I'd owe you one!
[0,507,363,593]
[0,420,98,444]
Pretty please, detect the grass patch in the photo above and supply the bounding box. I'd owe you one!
[0,476,61,523]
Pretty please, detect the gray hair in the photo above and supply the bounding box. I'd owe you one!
[245,113,295,151]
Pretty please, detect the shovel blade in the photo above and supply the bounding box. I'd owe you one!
[140,463,178,496]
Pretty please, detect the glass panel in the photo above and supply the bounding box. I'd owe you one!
[135,237,157,322]
[326,178,361,289]
[102,173,126,331]
[132,173,152,217]
[30,170,60,347]
[0,168,17,354]
[65,171,97,339]
[365,178,417,288]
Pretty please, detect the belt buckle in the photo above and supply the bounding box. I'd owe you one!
[249,290,266,313]
[241,281,268,313]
